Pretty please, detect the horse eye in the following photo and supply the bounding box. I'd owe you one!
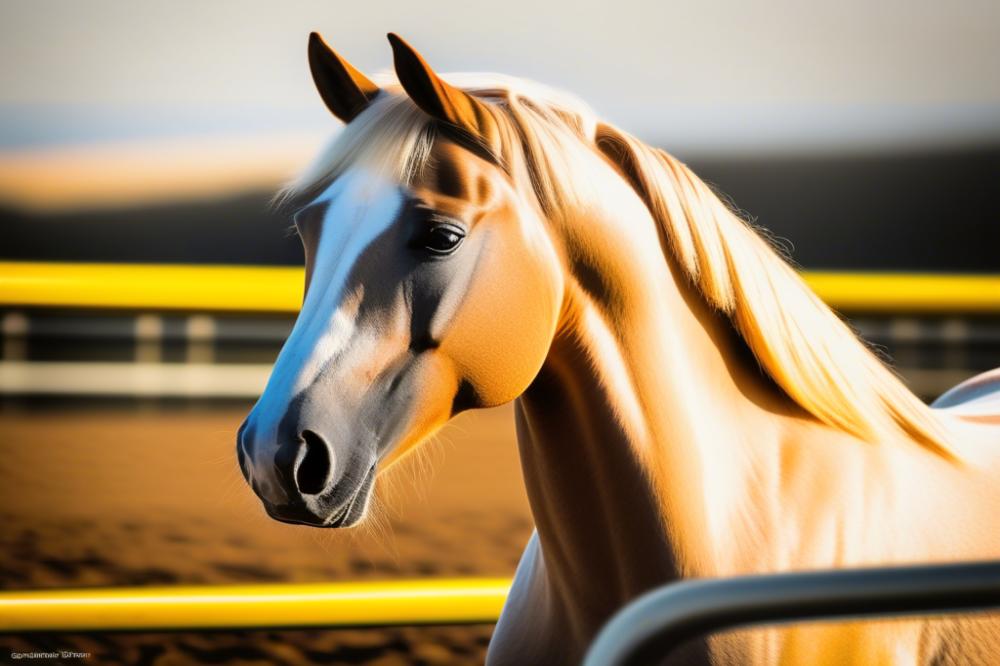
[416,223,466,256]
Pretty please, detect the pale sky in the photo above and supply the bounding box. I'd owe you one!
[2,0,999,154]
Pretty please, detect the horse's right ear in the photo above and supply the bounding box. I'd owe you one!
[308,32,380,124]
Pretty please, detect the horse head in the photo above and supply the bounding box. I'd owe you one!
[237,33,563,527]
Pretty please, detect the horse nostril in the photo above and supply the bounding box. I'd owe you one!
[295,430,332,495]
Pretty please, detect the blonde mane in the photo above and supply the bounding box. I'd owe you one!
[284,73,955,458]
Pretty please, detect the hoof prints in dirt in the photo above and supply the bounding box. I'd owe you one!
[0,512,534,591]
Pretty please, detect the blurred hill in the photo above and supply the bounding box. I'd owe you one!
[1,141,997,272]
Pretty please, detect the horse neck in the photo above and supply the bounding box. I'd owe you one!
[514,194,801,604]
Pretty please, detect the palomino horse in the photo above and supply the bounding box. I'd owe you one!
[238,32,1000,664]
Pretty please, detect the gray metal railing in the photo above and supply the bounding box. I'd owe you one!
[584,560,1000,666]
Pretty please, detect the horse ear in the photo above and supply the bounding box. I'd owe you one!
[308,32,380,123]
[387,33,499,146]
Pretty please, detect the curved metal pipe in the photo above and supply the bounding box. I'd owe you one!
[584,560,1000,666]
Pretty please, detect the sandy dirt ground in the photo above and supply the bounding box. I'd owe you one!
[0,403,532,665]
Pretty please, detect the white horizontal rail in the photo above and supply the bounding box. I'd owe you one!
[0,361,271,398]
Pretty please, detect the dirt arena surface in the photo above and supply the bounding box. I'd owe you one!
[0,403,532,665]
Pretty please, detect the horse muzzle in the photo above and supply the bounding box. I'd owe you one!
[237,417,377,527]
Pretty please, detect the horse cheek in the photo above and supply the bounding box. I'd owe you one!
[443,238,560,408]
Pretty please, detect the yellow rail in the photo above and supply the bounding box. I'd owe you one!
[0,262,998,314]
[804,272,1000,314]
[0,262,304,313]
[0,578,510,633]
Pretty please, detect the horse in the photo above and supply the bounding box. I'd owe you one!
[237,32,1000,665]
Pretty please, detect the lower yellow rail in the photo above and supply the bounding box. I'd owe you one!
[0,578,510,633]
[0,262,998,313]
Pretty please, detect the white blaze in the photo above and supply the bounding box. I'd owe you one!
[252,168,404,447]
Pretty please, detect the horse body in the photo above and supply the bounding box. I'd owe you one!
[485,153,1000,663]
[239,32,1000,665]
[491,251,1000,663]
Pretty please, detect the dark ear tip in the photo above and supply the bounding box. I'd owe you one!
[386,32,412,57]
[308,32,329,58]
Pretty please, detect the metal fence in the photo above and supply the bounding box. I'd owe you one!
[0,579,510,633]
[1,262,999,639]
[2,263,999,400]
[584,560,1000,666]
[2,262,999,313]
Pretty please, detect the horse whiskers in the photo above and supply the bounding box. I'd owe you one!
[355,502,399,565]
[214,469,252,507]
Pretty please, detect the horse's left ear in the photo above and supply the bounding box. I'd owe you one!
[387,33,500,150]
[308,32,380,123]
